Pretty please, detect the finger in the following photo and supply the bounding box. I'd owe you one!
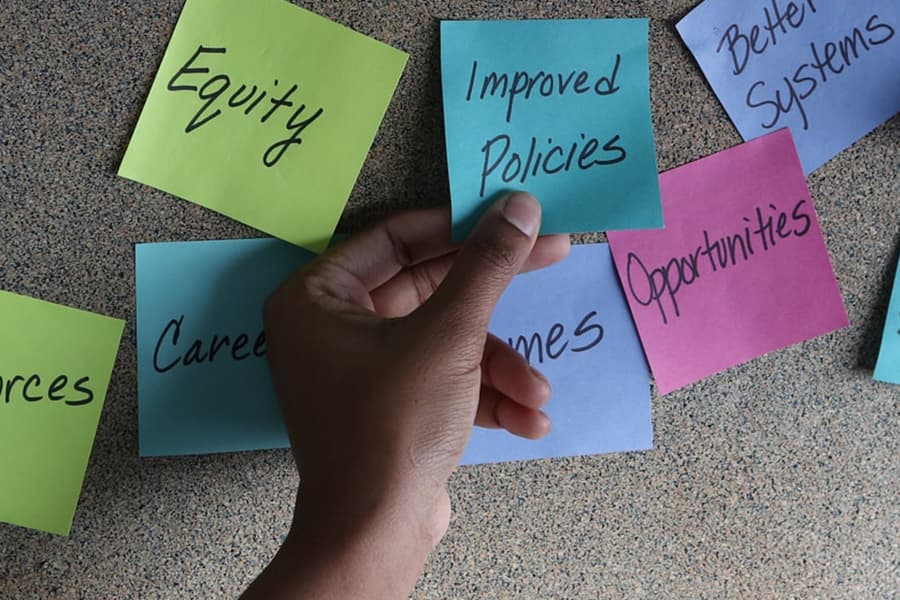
[475,386,552,440]
[313,206,458,292]
[420,192,542,335]
[482,334,551,410]
[370,234,571,318]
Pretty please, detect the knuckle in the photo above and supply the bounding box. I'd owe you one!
[470,233,519,274]
[409,265,441,306]
[383,223,414,268]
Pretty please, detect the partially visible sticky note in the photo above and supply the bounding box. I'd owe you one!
[464,243,652,464]
[874,252,900,384]
[676,0,900,174]
[137,239,651,462]
[136,239,314,456]
[0,291,124,535]
[440,19,663,239]
[119,0,408,253]
[607,129,849,395]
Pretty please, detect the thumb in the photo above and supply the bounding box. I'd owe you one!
[421,191,541,334]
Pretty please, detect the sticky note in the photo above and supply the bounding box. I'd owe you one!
[874,253,900,384]
[137,239,651,462]
[136,238,314,456]
[440,19,663,239]
[677,0,900,174]
[463,243,652,464]
[607,129,849,395]
[119,0,408,253]
[0,291,124,535]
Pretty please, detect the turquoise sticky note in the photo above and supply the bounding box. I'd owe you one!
[874,255,900,384]
[135,239,315,456]
[440,19,663,239]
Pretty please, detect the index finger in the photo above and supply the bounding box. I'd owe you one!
[320,206,458,292]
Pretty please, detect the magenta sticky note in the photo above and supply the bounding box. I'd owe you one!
[607,129,848,394]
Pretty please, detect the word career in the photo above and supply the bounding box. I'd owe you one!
[626,199,812,324]
[167,46,325,167]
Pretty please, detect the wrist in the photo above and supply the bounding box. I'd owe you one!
[246,484,448,599]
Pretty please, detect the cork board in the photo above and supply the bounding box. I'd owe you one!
[1,1,897,597]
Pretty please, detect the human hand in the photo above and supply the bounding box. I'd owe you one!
[244,193,569,599]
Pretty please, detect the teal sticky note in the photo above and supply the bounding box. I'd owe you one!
[135,239,315,456]
[874,256,900,384]
[440,19,663,239]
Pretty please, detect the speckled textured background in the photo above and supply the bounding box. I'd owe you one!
[1,1,898,597]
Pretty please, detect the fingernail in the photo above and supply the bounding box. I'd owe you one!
[501,192,541,237]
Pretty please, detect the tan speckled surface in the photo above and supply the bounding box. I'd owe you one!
[1,1,899,598]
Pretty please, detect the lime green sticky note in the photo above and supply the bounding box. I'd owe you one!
[0,291,125,536]
[118,0,408,253]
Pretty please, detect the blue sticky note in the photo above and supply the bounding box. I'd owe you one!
[677,0,900,174]
[135,239,315,456]
[462,243,652,465]
[440,19,663,239]
[874,255,900,384]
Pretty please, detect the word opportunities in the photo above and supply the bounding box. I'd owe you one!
[678,0,900,173]
[137,239,651,464]
[119,0,407,253]
[167,46,324,168]
[625,199,812,325]
[441,18,662,239]
[874,251,900,385]
[608,129,848,395]
[467,243,651,465]
[0,291,124,536]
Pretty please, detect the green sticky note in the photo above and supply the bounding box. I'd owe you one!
[0,291,125,535]
[119,0,408,253]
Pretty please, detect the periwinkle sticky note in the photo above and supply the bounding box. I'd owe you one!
[607,129,849,395]
[119,0,408,253]
[440,19,663,239]
[874,251,900,384]
[0,291,124,535]
[677,0,900,173]
[136,239,652,462]
[463,243,652,464]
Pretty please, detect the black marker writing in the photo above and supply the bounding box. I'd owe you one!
[715,4,896,132]
[479,132,625,197]
[625,199,812,325]
[0,372,94,406]
[153,314,266,373]
[167,46,324,167]
[507,310,604,365]
[745,15,894,131]
[717,0,818,76]
[465,55,622,122]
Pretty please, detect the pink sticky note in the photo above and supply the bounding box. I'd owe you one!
[607,129,848,395]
